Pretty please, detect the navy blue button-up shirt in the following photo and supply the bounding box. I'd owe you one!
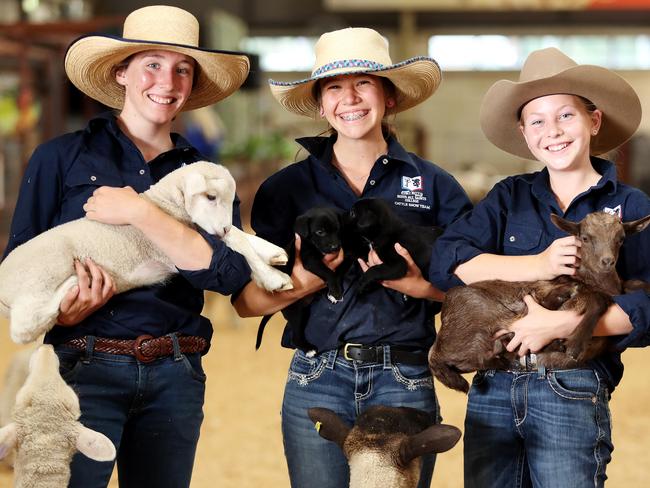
[251,135,472,352]
[430,157,650,388]
[3,113,251,349]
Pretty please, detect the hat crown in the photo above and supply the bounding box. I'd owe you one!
[519,47,578,83]
[312,28,393,77]
[122,5,199,47]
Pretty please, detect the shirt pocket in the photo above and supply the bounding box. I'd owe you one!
[503,222,542,255]
[61,169,125,219]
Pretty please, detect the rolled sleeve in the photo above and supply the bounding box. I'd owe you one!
[612,290,650,349]
[177,228,252,295]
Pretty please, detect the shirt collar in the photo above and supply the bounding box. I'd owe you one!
[295,134,419,170]
[86,111,195,152]
[531,156,618,202]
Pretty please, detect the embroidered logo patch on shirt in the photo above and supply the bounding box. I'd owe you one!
[603,204,622,219]
[395,175,430,210]
[401,175,423,191]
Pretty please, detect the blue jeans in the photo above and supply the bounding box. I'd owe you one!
[464,368,613,488]
[55,335,206,488]
[281,348,439,488]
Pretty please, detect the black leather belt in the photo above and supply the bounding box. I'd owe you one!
[338,343,428,365]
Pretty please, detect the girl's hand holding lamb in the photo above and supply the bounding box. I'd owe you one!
[84,186,147,226]
[57,258,116,326]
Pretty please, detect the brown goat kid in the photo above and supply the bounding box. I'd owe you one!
[429,211,650,393]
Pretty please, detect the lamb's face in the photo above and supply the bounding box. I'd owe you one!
[183,164,236,237]
[14,345,80,419]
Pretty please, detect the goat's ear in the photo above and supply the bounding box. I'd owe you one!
[75,424,116,462]
[308,407,351,449]
[294,215,310,238]
[623,214,650,236]
[0,423,17,459]
[183,172,208,208]
[550,214,580,236]
[398,424,461,468]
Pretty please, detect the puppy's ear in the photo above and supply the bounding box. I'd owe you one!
[294,215,310,238]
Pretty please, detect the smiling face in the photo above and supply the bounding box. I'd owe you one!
[519,94,602,172]
[318,74,395,143]
[115,49,196,129]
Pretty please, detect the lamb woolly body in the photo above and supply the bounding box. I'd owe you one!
[0,161,292,344]
[0,344,115,488]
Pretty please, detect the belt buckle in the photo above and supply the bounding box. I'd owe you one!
[134,334,155,363]
[343,343,362,361]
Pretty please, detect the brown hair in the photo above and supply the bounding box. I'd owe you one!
[518,94,598,123]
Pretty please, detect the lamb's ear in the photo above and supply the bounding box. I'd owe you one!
[294,215,310,238]
[307,408,351,449]
[183,172,208,209]
[398,424,461,468]
[75,425,116,462]
[623,214,650,236]
[0,423,18,459]
[550,214,580,236]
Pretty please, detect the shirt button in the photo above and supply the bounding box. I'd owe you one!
[369,180,376,186]
[139,169,145,175]
[509,236,516,242]
[90,175,97,182]
[382,158,389,165]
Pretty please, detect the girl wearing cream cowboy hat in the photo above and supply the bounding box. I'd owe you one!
[4,5,252,487]
[430,47,650,487]
[233,27,471,488]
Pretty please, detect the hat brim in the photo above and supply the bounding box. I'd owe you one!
[480,65,641,159]
[65,35,250,111]
[269,57,442,117]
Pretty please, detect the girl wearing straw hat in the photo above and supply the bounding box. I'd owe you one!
[430,47,650,487]
[233,27,471,487]
[3,6,252,487]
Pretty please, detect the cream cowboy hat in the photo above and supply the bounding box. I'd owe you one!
[64,5,250,111]
[269,27,442,117]
[480,47,641,160]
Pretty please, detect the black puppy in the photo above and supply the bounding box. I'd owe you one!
[255,206,346,354]
[346,198,443,293]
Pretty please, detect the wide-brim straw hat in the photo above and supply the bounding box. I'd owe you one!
[480,47,641,160]
[269,27,442,118]
[64,5,250,111]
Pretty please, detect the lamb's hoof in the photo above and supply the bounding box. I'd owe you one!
[256,270,294,292]
[268,251,289,266]
[10,327,38,345]
[326,293,342,304]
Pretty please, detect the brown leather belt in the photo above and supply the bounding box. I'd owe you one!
[61,335,207,363]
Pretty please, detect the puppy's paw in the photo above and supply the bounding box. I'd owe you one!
[326,293,343,304]
[305,349,317,358]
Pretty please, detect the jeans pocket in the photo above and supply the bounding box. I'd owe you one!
[56,351,83,382]
[287,351,327,386]
[391,363,434,391]
[547,369,601,400]
[181,353,207,383]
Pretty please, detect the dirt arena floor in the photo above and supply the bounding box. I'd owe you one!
[1,294,648,487]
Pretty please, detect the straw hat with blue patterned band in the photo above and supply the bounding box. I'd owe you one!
[480,47,641,160]
[64,5,250,111]
[269,27,442,118]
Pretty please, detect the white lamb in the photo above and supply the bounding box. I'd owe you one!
[0,161,292,344]
[0,344,116,487]
[308,406,461,488]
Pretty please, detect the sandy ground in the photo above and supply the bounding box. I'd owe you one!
[1,293,649,487]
